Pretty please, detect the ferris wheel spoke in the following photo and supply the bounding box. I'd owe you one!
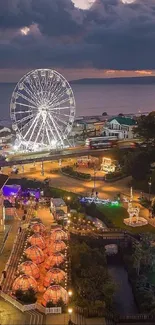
[22,83,41,105]
[43,73,48,92]
[49,89,69,107]
[48,93,66,107]
[48,81,62,104]
[51,110,71,120]
[15,102,38,111]
[28,117,41,144]
[46,118,57,143]
[23,113,40,141]
[45,124,51,146]
[48,113,63,144]
[50,116,64,135]
[33,119,45,147]
[16,114,34,125]
[34,76,43,102]
[51,113,68,126]
[50,98,70,109]
[17,92,37,107]
[15,110,33,115]
[20,118,34,132]
[49,106,71,111]
[28,77,38,94]
[50,83,65,101]
[46,77,54,93]
[52,98,70,108]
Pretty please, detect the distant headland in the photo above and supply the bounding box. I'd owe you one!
[70,76,155,85]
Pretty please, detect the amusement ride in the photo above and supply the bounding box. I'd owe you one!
[10,69,76,152]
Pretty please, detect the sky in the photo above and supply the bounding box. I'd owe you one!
[1,0,155,81]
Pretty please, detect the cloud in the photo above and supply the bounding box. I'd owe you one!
[1,0,155,73]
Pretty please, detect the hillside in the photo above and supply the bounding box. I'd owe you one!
[70,76,155,85]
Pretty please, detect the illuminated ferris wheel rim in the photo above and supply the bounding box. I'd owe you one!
[10,69,76,151]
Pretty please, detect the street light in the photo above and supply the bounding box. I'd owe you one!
[148,177,152,202]
[68,289,73,297]
[68,307,73,321]
[94,166,96,191]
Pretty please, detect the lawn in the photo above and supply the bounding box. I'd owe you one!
[97,205,155,234]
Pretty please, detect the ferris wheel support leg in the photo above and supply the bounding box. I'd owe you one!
[41,161,44,176]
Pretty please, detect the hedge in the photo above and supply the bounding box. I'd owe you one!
[61,166,91,180]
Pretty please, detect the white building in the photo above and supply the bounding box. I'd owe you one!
[50,198,67,214]
[102,116,137,140]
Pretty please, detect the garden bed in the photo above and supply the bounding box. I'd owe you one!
[85,203,155,234]
[104,171,127,183]
[61,166,91,181]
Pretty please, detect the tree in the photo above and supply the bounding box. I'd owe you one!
[122,151,136,175]
[131,152,150,181]
[102,112,107,116]
[133,242,143,276]
[133,113,155,144]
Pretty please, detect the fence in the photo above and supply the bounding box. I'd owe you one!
[36,303,62,314]
[0,230,20,287]
[0,225,12,255]
[0,291,62,314]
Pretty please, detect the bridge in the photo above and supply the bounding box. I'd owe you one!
[0,148,108,168]
[71,229,139,247]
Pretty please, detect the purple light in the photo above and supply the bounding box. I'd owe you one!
[3,185,21,197]
[21,189,40,199]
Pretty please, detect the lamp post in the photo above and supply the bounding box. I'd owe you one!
[68,289,73,298]
[41,161,44,176]
[93,165,97,193]
[148,177,152,202]
[68,307,73,322]
[130,186,133,202]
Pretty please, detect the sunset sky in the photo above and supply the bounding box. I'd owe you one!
[1,0,155,82]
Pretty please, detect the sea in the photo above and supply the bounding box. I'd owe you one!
[0,83,155,125]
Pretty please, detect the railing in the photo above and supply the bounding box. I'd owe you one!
[0,225,12,255]
[36,303,61,314]
[0,292,62,314]
[119,314,155,321]
[0,291,31,312]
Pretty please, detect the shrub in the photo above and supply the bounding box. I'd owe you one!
[46,301,55,308]
[15,288,37,304]
[105,171,125,181]
[62,166,91,180]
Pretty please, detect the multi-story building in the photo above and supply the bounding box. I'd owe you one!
[102,116,137,140]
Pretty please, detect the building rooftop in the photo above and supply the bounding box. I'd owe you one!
[51,198,66,207]
[108,116,136,126]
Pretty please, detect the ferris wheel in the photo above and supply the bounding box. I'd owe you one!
[10,69,76,151]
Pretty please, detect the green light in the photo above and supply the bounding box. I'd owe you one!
[111,201,119,206]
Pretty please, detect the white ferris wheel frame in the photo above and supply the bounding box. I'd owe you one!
[10,69,76,151]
